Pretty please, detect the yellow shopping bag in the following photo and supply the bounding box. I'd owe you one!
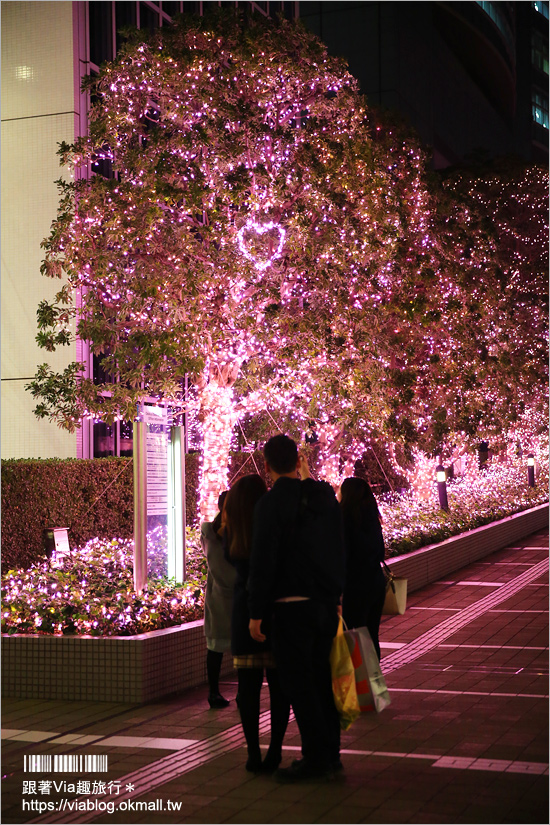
[330,616,360,730]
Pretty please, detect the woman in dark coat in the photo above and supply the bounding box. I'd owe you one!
[339,477,387,661]
[224,474,290,773]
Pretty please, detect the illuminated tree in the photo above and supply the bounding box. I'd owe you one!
[29,10,414,517]
[28,10,547,517]
[238,141,549,491]
[371,155,548,488]
[440,158,548,436]
[231,110,459,487]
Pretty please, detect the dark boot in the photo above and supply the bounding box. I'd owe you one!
[207,650,229,708]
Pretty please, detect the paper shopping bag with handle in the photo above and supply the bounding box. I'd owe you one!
[344,625,391,713]
[330,616,361,730]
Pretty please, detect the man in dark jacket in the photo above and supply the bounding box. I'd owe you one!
[248,434,345,781]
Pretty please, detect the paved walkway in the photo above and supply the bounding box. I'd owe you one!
[2,528,548,824]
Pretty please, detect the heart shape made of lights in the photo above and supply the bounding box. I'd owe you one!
[236,220,286,272]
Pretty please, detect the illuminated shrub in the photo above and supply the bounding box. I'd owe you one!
[2,457,546,637]
[1,530,206,637]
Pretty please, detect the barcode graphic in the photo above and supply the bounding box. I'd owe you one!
[24,755,108,773]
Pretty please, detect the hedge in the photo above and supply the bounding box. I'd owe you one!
[2,458,130,570]
[1,452,265,570]
[1,445,407,570]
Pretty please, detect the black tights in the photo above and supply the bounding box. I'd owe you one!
[237,668,290,765]
[206,649,224,695]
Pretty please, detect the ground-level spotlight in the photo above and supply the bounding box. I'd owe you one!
[527,453,536,487]
[436,464,449,512]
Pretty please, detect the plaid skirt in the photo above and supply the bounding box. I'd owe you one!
[233,651,276,669]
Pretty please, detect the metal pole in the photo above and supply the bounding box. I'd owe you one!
[183,374,189,454]
[168,425,186,583]
[133,421,148,592]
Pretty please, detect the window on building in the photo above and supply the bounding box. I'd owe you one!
[277,2,296,20]
[119,421,134,456]
[89,1,114,66]
[93,354,116,385]
[532,89,549,129]
[92,420,134,458]
[91,148,114,178]
[182,1,201,14]
[116,2,137,54]
[162,1,181,16]
[93,421,115,457]
[88,72,114,178]
[532,30,549,74]
[476,1,514,55]
[532,1,549,20]
[91,355,134,457]
[140,2,160,32]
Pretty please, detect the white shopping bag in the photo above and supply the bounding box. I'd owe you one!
[344,625,391,713]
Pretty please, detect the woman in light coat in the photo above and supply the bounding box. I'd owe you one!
[201,490,236,708]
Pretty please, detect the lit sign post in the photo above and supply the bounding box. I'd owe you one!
[133,406,186,591]
[133,420,148,593]
[43,527,71,563]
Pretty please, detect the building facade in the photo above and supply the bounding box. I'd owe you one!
[299,1,549,167]
[2,1,547,460]
[2,2,84,459]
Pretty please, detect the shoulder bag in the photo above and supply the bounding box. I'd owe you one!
[381,560,407,615]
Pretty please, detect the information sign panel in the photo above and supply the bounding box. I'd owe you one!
[133,406,185,588]
[140,405,168,517]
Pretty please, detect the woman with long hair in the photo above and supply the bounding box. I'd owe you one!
[201,490,235,708]
[224,473,290,773]
[339,476,387,660]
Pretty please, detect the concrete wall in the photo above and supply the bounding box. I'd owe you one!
[1,1,79,458]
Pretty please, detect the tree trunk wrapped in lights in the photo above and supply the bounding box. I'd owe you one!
[196,373,238,521]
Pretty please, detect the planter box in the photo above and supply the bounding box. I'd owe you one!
[387,503,549,592]
[2,620,234,704]
[2,504,547,703]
